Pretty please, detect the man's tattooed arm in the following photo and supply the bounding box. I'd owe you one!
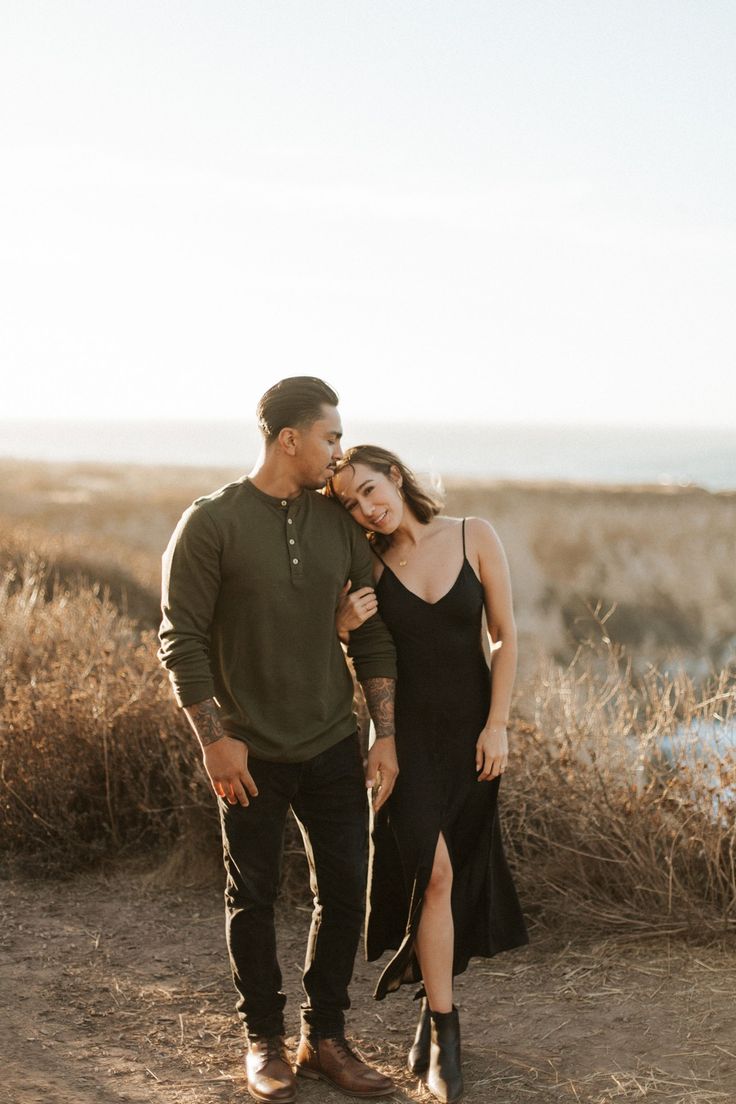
[360,677,396,740]
[183,699,257,806]
[184,699,226,747]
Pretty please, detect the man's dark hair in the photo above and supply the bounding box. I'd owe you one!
[256,377,340,442]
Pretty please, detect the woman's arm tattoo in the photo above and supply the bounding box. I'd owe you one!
[361,677,396,740]
[184,699,226,747]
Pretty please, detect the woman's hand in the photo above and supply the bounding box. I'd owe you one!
[475,723,508,782]
[336,579,378,643]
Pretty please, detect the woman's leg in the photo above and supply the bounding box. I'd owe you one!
[415,833,454,1013]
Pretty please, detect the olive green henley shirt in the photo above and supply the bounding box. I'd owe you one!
[158,477,397,762]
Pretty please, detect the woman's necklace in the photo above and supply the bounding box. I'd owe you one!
[396,545,412,567]
[395,527,425,567]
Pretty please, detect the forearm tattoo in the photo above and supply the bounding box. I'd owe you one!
[184,699,225,747]
[361,677,396,740]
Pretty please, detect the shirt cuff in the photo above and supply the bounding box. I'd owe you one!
[171,678,216,709]
[353,659,398,682]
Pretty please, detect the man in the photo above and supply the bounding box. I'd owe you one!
[158,377,398,1103]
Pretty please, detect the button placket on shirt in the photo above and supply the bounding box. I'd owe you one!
[283,501,302,579]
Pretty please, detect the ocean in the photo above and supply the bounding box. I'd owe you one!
[0,419,733,491]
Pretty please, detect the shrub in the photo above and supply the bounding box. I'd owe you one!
[3,554,735,936]
[504,642,736,934]
[0,560,208,873]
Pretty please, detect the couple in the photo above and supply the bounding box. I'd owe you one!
[158,377,527,1104]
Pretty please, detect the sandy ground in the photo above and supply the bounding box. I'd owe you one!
[1,873,735,1104]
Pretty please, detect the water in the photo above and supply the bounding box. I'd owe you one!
[650,720,736,817]
[0,419,734,490]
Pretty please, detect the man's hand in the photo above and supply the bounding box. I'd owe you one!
[183,699,258,806]
[335,579,378,642]
[365,736,399,812]
[202,734,259,806]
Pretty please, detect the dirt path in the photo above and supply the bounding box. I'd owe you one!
[1,874,734,1104]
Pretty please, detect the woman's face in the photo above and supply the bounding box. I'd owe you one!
[332,462,404,534]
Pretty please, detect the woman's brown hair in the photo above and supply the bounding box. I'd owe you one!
[327,445,443,552]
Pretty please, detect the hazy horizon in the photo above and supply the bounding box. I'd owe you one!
[2,417,733,490]
[2,414,736,431]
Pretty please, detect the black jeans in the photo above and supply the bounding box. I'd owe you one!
[218,732,367,1040]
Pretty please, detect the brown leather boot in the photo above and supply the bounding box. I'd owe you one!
[295,1035,394,1098]
[245,1036,296,1103]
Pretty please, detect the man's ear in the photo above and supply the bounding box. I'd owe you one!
[278,426,299,456]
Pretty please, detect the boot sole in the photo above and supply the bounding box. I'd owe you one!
[296,1065,394,1098]
[417,1070,464,1104]
[246,1080,296,1104]
[246,1086,295,1104]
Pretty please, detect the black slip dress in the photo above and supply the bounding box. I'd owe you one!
[366,519,529,999]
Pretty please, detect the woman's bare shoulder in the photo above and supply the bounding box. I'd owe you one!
[433,513,463,532]
[463,516,505,556]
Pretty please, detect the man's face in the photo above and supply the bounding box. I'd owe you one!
[293,404,344,489]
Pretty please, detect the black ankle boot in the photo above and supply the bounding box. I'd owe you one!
[427,1007,463,1104]
[407,997,430,1075]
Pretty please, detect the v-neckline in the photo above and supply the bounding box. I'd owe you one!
[379,558,469,608]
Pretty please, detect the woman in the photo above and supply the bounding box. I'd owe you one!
[329,446,528,1104]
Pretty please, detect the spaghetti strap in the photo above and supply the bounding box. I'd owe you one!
[461,517,466,557]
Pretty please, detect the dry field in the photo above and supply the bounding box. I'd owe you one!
[1,458,735,1103]
[2,874,736,1104]
[1,458,735,668]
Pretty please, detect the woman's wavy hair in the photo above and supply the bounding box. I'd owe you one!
[327,444,443,552]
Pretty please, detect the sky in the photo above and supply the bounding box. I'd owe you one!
[2,0,735,427]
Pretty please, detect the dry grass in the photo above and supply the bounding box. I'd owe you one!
[505,629,736,935]
[2,544,735,940]
[3,458,736,669]
[445,478,736,671]
[0,516,161,625]
[0,557,207,873]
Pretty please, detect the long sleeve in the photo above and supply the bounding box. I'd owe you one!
[159,480,392,761]
[346,528,397,682]
[158,503,222,707]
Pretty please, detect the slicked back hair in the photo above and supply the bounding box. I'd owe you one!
[256,377,339,443]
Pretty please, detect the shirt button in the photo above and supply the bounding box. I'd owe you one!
[289,539,295,545]
[287,518,293,525]
[281,500,287,507]
[292,558,299,565]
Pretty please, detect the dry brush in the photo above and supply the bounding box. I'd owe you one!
[1,548,734,936]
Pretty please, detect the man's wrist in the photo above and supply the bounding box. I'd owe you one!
[184,699,226,747]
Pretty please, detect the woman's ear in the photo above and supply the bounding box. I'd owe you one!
[389,464,403,488]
